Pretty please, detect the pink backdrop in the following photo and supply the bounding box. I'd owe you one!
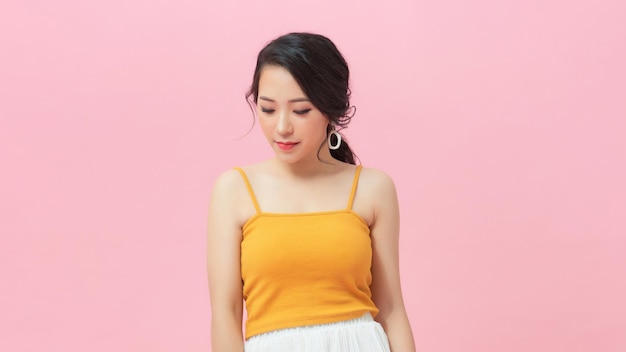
[1,0,624,351]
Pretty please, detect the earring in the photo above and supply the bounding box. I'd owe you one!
[328,129,342,150]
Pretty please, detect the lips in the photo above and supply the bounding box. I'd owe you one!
[276,141,298,151]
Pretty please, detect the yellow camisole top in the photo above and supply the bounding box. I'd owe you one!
[235,165,379,339]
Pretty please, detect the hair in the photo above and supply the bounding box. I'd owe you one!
[245,32,357,164]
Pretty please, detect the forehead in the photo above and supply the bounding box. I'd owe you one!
[258,65,307,100]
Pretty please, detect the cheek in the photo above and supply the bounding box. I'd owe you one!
[313,116,330,136]
[296,118,325,136]
[258,117,273,137]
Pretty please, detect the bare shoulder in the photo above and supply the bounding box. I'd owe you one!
[209,168,254,227]
[358,166,398,196]
[352,166,398,226]
[210,168,244,197]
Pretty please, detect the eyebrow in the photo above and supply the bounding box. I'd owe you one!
[259,96,310,103]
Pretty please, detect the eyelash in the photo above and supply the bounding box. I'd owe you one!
[295,109,311,115]
[260,108,311,115]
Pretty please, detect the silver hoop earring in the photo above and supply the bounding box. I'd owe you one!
[328,130,342,150]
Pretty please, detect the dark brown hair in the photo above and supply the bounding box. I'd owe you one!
[246,32,357,164]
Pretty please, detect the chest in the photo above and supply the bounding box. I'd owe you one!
[241,213,372,279]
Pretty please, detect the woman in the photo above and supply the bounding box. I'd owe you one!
[207,32,416,352]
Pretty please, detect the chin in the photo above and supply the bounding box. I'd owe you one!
[275,154,301,164]
[274,150,310,164]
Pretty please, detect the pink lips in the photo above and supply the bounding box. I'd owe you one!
[276,141,298,151]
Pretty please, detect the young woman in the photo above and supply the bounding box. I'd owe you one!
[207,32,416,352]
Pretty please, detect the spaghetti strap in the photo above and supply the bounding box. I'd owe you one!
[234,167,261,213]
[347,165,363,210]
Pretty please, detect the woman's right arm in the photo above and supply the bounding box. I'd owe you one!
[207,170,245,351]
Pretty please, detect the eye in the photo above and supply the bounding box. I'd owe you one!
[294,109,311,115]
[260,107,275,114]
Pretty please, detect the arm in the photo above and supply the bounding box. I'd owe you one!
[207,170,245,351]
[368,170,416,352]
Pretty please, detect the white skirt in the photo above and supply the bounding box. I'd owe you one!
[244,313,391,352]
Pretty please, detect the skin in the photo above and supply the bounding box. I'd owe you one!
[207,65,416,351]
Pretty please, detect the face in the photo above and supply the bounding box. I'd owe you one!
[256,65,329,164]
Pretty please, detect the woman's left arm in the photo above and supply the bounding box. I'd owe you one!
[368,170,416,352]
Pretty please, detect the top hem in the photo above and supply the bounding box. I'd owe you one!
[244,309,378,340]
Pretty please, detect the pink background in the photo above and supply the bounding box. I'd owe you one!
[1,0,624,351]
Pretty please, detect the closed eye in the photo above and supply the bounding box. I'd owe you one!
[260,107,275,114]
[294,109,311,115]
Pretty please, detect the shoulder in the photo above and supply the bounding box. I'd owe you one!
[359,166,399,214]
[356,166,400,231]
[358,166,398,196]
[211,159,271,188]
[211,168,245,194]
[209,167,252,211]
[209,167,255,227]
[352,166,399,225]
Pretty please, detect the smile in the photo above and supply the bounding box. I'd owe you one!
[276,141,298,151]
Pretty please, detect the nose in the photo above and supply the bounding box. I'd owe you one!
[276,110,293,136]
